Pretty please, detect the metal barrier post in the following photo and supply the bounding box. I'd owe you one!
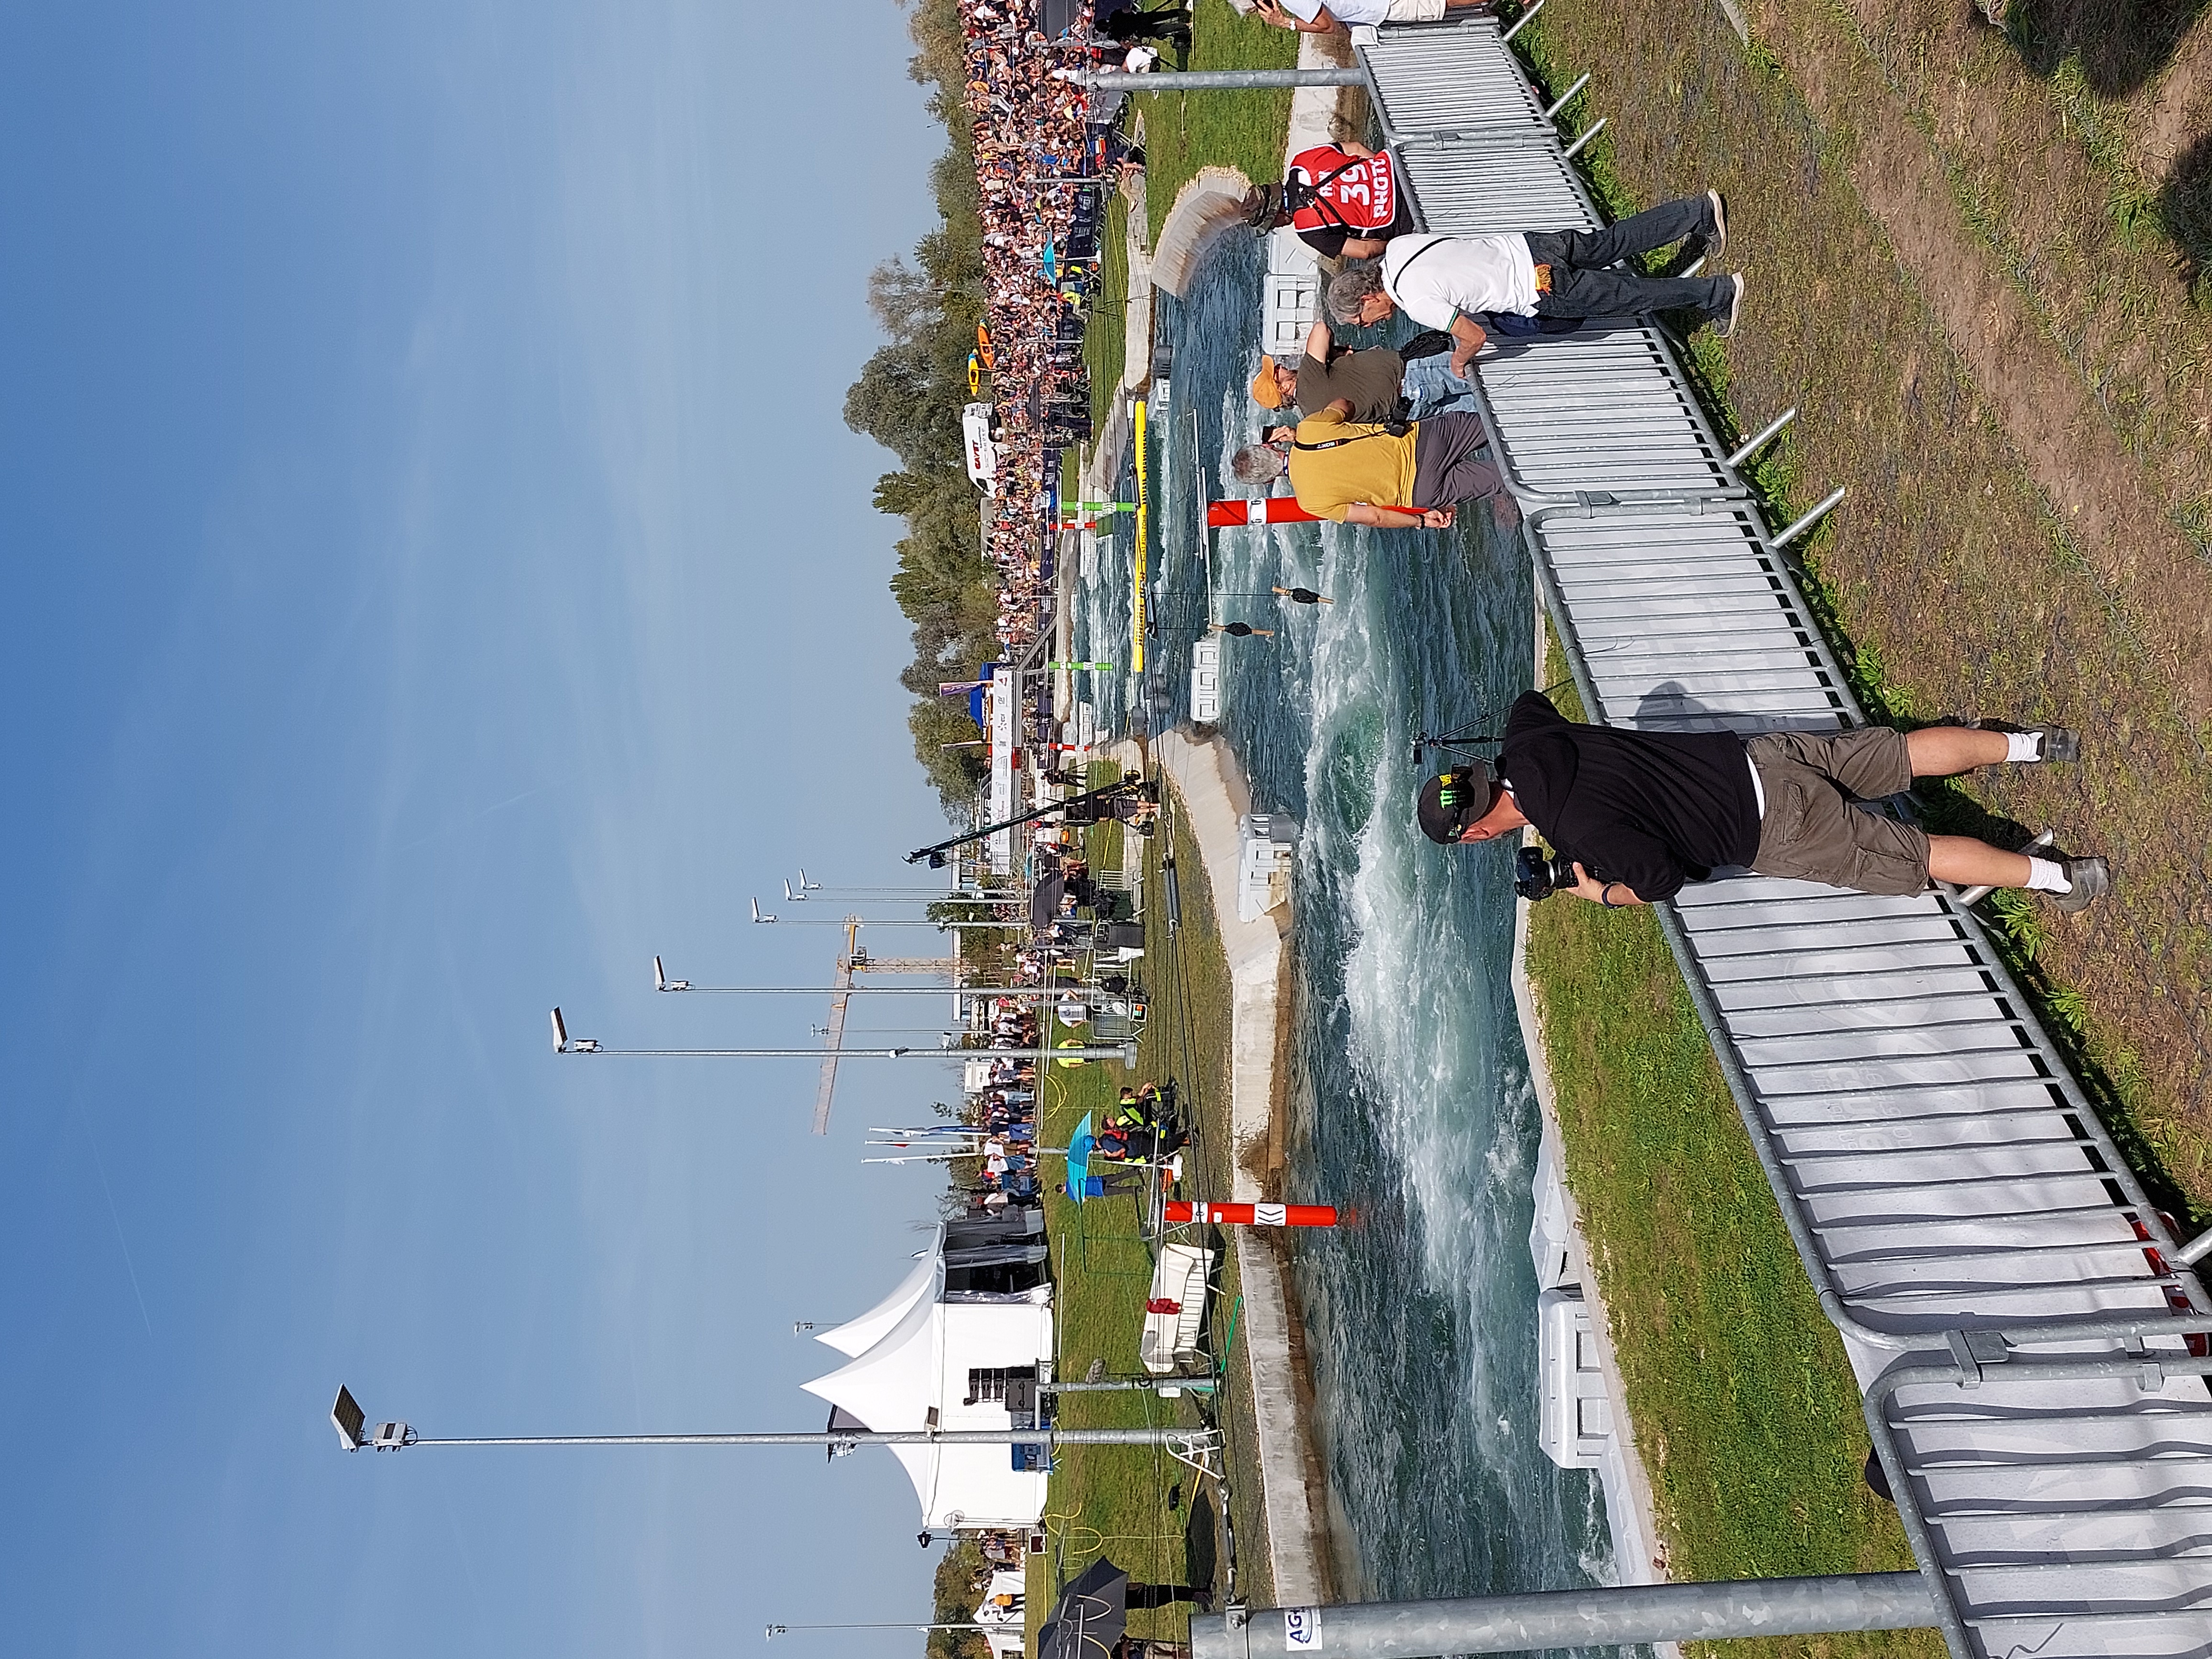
[1859,1350,2212,1659]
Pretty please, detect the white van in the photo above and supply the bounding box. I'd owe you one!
[962,402,1000,495]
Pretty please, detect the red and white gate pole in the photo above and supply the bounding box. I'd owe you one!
[1164,1200,1338,1228]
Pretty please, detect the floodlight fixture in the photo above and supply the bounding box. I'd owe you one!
[330,1385,415,1451]
[332,1384,366,1450]
[653,956,690,993]
[752,898,777,924]
[550,1008,601,1054]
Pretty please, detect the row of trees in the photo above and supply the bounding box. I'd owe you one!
[850,0,1001,816]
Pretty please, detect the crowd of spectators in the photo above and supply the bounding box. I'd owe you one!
[960,0,1107,652]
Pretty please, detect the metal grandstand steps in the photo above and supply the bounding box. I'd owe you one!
[1351,17,2212,1657]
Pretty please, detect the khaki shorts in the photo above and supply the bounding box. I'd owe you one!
[1745,727,1929,896]
[1384,0,1449,19]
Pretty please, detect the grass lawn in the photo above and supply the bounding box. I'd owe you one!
[1748,0,2212,546]
[1024,766,1259,1637]
[1083,2,1298,459]
[1141,780,1271,1610]
[1084,189,1130,434]
[1525,627,1938,1659]
[1127,1,1300,248]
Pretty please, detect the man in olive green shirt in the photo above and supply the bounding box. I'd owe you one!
[1249,316,1476,425]
[1229,401,1504,529]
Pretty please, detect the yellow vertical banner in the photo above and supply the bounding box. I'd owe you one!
[1130,399,1148,674]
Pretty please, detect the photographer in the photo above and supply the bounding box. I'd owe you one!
[1416,691,2110,911]
[1239,140,1414,261]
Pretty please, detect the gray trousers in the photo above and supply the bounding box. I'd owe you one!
[1410,411,1503,508]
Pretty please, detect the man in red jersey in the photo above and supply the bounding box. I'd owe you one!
[1241,140,1415,260]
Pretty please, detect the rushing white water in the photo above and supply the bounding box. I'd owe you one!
[1074,233,1621,1626]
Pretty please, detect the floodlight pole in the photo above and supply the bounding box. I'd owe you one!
[391,1427,1185,1446]
[1085,67,1367,90]
[753,917,1014,929]
[332,1396,1202,1454]
[658,984,1081,998]
[1190,1577,1938,1659]
[767,1623,997,1639]
[770,898,1013,911]
[552,999,1139,1063]
[557,1040,1137,1063]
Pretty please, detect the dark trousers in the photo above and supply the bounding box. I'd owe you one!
[1410,410,1503,509]
[1524,195,1725,321]
[1104,8,1191,44]
[1126,1583,1201,1609]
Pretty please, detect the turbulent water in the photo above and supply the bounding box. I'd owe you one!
[1074,232,1617,1619]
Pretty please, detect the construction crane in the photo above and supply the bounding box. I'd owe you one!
[810,930,959,1136]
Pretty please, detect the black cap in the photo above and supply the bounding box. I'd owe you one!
[1417,763,1493,844]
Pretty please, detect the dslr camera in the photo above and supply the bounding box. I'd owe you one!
[1514,846,1580,902]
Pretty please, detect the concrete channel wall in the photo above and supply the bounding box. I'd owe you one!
[1128,730,1329,1607]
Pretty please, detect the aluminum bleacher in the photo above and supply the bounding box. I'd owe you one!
[1349,15,2212,1656]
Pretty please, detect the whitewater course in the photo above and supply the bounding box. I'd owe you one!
[1072,17,2212,1659]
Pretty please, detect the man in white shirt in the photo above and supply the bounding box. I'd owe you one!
[1255,0,1491,28]
[1327,192,1743,375]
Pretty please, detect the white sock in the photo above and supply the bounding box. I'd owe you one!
[2024,856,2070,894]
[2005,730,2044,762]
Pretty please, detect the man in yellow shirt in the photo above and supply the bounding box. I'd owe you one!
[1228,402,1503,529]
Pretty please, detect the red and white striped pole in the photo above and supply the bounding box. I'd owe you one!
[1164,1200,1338,1228]
[1206,498,1323,528]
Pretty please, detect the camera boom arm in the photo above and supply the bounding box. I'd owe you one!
[903,775,1153,866]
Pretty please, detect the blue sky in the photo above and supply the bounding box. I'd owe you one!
[0,3,981,1652]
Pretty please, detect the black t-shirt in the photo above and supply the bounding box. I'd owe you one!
[1497,693,1761,902]
[1295,196,1416,260]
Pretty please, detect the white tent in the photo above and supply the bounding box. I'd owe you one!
[815,1248,939,1358]
[803,1230,1053,1529]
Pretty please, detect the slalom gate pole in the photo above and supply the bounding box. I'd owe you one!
[1166,1200,1338,1228]
[1208,498,1323,527]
